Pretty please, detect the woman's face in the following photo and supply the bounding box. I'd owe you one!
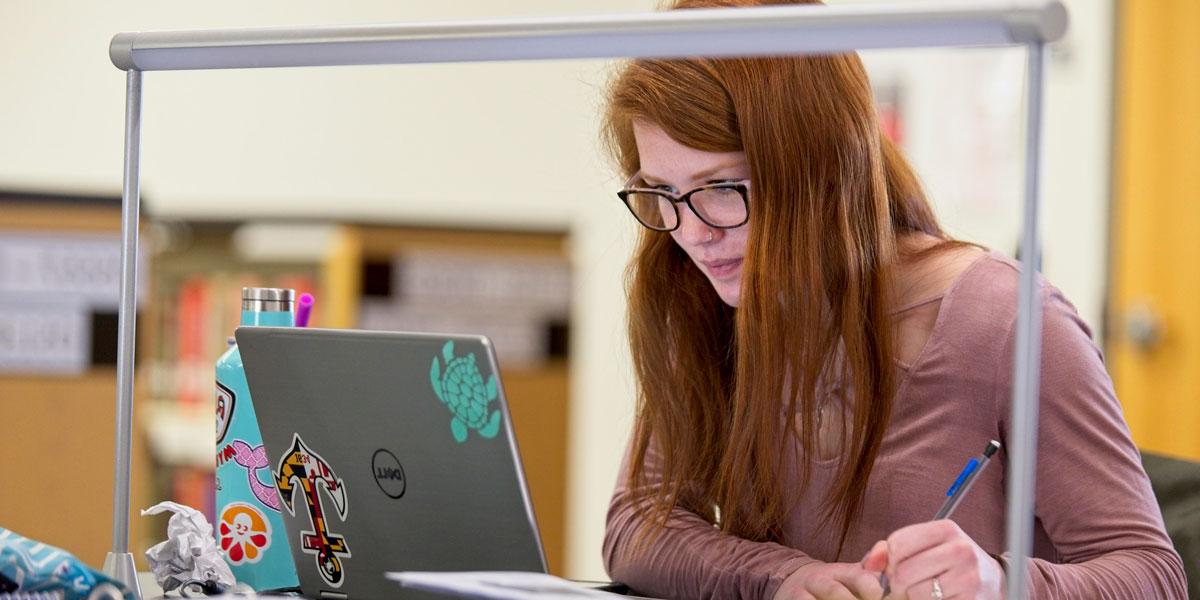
[632,121,751,307]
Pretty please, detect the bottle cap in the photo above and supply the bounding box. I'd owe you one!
[242,287,295,312]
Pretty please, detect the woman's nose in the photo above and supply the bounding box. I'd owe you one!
[676,206,714,244]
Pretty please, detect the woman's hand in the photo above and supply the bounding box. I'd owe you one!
[860,520,1004,600]
[773,560,885,600]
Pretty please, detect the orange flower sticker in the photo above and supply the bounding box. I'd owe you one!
[219,502,271,564]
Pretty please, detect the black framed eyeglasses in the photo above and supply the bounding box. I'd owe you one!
[616,173,750,232]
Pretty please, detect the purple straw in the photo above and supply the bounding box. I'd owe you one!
[296,292,314,327]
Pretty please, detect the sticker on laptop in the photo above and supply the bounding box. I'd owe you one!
[215,381,235,444]
[218,440,283,512]
[274,433,352,588]
[430,340,502,443]
[371,449,407,499]
[218,502,271,565]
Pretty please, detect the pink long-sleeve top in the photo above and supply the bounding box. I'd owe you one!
[603,252,1187,599]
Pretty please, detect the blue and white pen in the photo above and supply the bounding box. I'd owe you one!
[879,440,1002,595]
[935,439,1001,520]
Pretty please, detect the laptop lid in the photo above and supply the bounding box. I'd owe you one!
[236,327,547,600]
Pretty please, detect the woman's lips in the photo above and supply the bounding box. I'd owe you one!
[702,258,743,278]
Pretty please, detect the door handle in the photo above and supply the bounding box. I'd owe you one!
[1123,301,1163,352]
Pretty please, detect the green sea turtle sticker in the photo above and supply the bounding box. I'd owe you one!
[430,340,501,443]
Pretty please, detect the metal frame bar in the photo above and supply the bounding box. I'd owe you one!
[105,2,1064,598]
[109,1,1065,71]
[1005,41,1047,600]
[103,68,143,600]
[113,68,141,559]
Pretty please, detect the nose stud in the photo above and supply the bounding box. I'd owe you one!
[705,229,714,243]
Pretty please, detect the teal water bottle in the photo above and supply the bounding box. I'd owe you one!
[214,287,299,591]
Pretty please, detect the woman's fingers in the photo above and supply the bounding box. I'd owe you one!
[886,520,959,568]
[860,540,889,573]
[887,536,971,594]
[878,519,1002,599]
[834,567,886,600]
[803,580,863,600]
[897,577,956,600]
[777,561,887,600]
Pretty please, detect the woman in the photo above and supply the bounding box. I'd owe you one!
[599,1,1187,598]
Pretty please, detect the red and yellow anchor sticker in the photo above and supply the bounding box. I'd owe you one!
[218,502,272,564]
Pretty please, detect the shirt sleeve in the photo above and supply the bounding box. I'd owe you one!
[602,435,815,600]
[995,285,1188,598]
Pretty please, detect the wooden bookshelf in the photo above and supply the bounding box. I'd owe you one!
[138,221,340,534]
[351,223,571,574]
[140,219,572,575]
[1,199,574,578]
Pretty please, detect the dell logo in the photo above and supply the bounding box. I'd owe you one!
[377,467,404,480]
[371,449,406,499]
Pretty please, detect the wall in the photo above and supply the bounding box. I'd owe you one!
[0,1,651,228]
[0,0,1113,581]
[858,0,1114,336]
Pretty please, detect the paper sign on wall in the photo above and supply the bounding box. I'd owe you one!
[0,231,145,308]
[0,304,89,374]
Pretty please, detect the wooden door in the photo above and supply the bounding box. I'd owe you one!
[1109,1,1200,460]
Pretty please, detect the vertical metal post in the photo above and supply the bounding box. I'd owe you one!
[1005,41,1047,600]
[102,68,144,600]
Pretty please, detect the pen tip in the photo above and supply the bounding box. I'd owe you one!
[984,440,1001,457]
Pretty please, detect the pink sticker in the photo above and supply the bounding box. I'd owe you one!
[217,440,282,511]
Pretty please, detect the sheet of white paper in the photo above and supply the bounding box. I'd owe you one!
[140,501,236,592]
[386,571,626,600]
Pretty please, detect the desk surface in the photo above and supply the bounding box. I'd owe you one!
[135,573,658,600]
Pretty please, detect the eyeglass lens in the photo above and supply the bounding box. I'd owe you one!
[625,187,746,230]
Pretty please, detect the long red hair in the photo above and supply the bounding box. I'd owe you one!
[603,0,950,553]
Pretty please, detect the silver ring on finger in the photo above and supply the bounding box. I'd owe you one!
[931,577,944,600]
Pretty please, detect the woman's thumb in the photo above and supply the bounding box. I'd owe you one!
[860,540,889,572]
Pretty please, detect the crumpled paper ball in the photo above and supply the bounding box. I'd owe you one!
[141,501,236,594]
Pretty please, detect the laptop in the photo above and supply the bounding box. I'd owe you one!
[236,327,548,600]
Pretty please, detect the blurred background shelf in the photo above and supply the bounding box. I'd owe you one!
[1,191,574,573]
[0,192,155,571]
[136,218,573,574]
